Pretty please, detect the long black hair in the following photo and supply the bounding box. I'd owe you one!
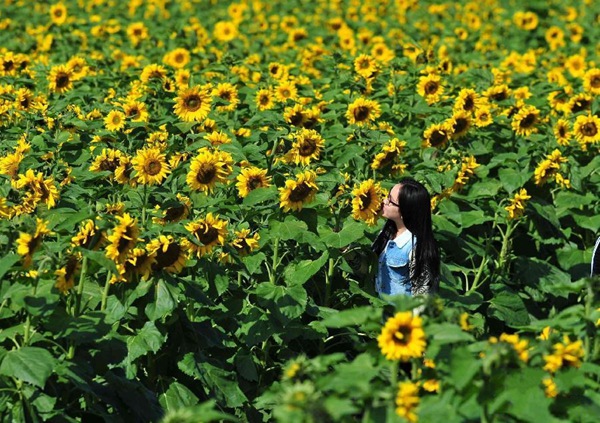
[397,178,440,288]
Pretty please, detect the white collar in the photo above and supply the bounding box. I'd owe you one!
[393,229,413,248]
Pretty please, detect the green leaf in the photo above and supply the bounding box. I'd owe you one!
[145,280,178,321]
[270,217,308,241]
[284,251,329,285]
[487,287,530,327]
[459,210,493,228]
[235,351,258,382]
[321,306,379,328]
[319,220,365,248]
[127,321,165,361]
[447,346,481,391]
[0,347,56,388]
[242,186,277,207]
[0,254,20,280]
[572,212,600,233]
[159,382,200,412]
[468,179,502,198]
[79,249,118,274]
[426,323,475,344]
[498,168,529,194]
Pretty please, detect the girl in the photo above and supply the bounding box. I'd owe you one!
[371,178,440,296]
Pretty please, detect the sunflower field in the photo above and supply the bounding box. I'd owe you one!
[0,0,599,421]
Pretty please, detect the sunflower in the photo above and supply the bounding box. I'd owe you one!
[446,111,472,139]
[554,119,571,146]
[185,213,228,257]
[0,152,23,178]
[212,82,239,112]
[483,84,511,102]
[127,248,156,280]
[104,110,126,131]
[568,93,592,114]
[454,88,481,114]
[564,54,586,78]
[205,131,231,146]
[173,86,212,122]
[47,64,74,94]
[89,148,124,175]
[422,123,450,148]
[371,138,407,172]
[105,213,139,263]
[131,148,171,185]
[285,128,325,166]
[283,104,306,127]
[235,166,271,198]
[395,382,420,423]
[140,63,167,83]
[71,219,103,250]
[13,169,60,209]
[114,155,135,186]
[255,88,275,111]
[346,97,381,126]
[55,255,80,294]
[153,194,191,225]
[175,69,191,89]
[17,218,52,268]
[213,20,238,42]
[573,114,600,146]
[354,54,379,79]
[66,56,88,80]
[545,26,565,51]
[186,148,233,192]
[14,88,35,111]
[583,68,600,95]
[417,74,444,104]
[505,188,531,220]
[474,106,493,127]
[123,100,149,122]
[511,105,540,137]
[268,62,288,80]
[163,47,190,69]
[231,228,260,256]
[279,170,318,212]
[351,179,383,226]
[378,312,426,361]
[147,235,187,274]
[126,22,148,46]
[275,80,298,103]
[50,2,67,25]
[533,149,567,185]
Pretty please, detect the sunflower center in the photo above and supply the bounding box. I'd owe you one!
[289,112,303,126]
[21,97,31,109]
[220,91,231,101]
[198,226,219,245]
[184,95,202,111]
[392,327,411,346]
[359,60,370,69]
[56,73,70,89]
[196,163,217,184]
[133,28,142,36]
[175,54,185,63]
[298,137,317,156]
[453,118,468,134]
[520,114,537,129]
[154,242,181,269]
[117,227,135,254]
[424,81,439,95]
[359,193,372,211]
[289,183,312,202]
[280,89,290,98]
[54,9,63,17]
[379,151,396,167]
[144,159,162,176]
[558,126,567,137]
[571,99,590,113]
[463,96,474,111]
[248,176,263,190]
[100,158,118,172]
[430,130,447,147]
[354,106,370,121]
[3,60,14,71]
[590,76,600,88]
[581,122,597,137]
[164,204,185,222]
[127,107,140,118]
[259,94,270,105]
[490,91,507,101]
[65,256,79,277]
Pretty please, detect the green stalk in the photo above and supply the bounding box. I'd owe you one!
[141,184,148,226]
[497,220,515,274]
[68,256,88,359]
[100,272,112,311]
[23,272,41,346]
[469,255,489,293]
[389,361,399,417]
[269,238,279,284]
[324,258,334,307]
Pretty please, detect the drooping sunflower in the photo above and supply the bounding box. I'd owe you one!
[378,312,426,361]
[105,213,139,263]
[13,169,60,209]
[231,228,260,256]
[371,138,407,172]
[89,148,124,175]
[14,88,35,111]
[568,93,592,114]
[285,128,325,166]
[185,213,228,257]
[55,255,80,294]
[147,235,187,274]
[140,63,168,83]
[153,194,192,225]
[114,154,135,186]
[47,64,74,94]
[131,148,171,185]
[0,152,23,179]
[483,84,511,102]
[351,179,384,226]
[71,219,103,250]
[49,2,68,25]
[17,218,52,268]
[573,114,600,146]
[283,104,306,127]
[395,382,420,423]
[173,86,212,122]
[346,97,381,126]
[255,88,275,111]
[104,110,126,131]
[186,148,233,193]
[127,247,156,281]
[235,166,271,198]
[417,74,444,104]
[554,119,571,146]
[279,170,318,212]
[511,105,540,137]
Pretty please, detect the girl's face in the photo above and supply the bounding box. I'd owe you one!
[381,183,403,221]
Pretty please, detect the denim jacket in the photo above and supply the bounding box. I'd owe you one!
[375,230,414,296]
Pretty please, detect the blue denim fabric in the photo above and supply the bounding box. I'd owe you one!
[375,230,414,296]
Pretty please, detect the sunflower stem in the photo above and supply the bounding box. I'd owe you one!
[270,238,279,284]
[68,256,88,359]
[497,219,515,276]
[324,257,334,307]
[100,272,112,312]
[141,184,148,226]
[389,360,399,416]
[23,273,41,346]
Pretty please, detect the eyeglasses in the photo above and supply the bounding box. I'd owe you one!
[385,192,401,208]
